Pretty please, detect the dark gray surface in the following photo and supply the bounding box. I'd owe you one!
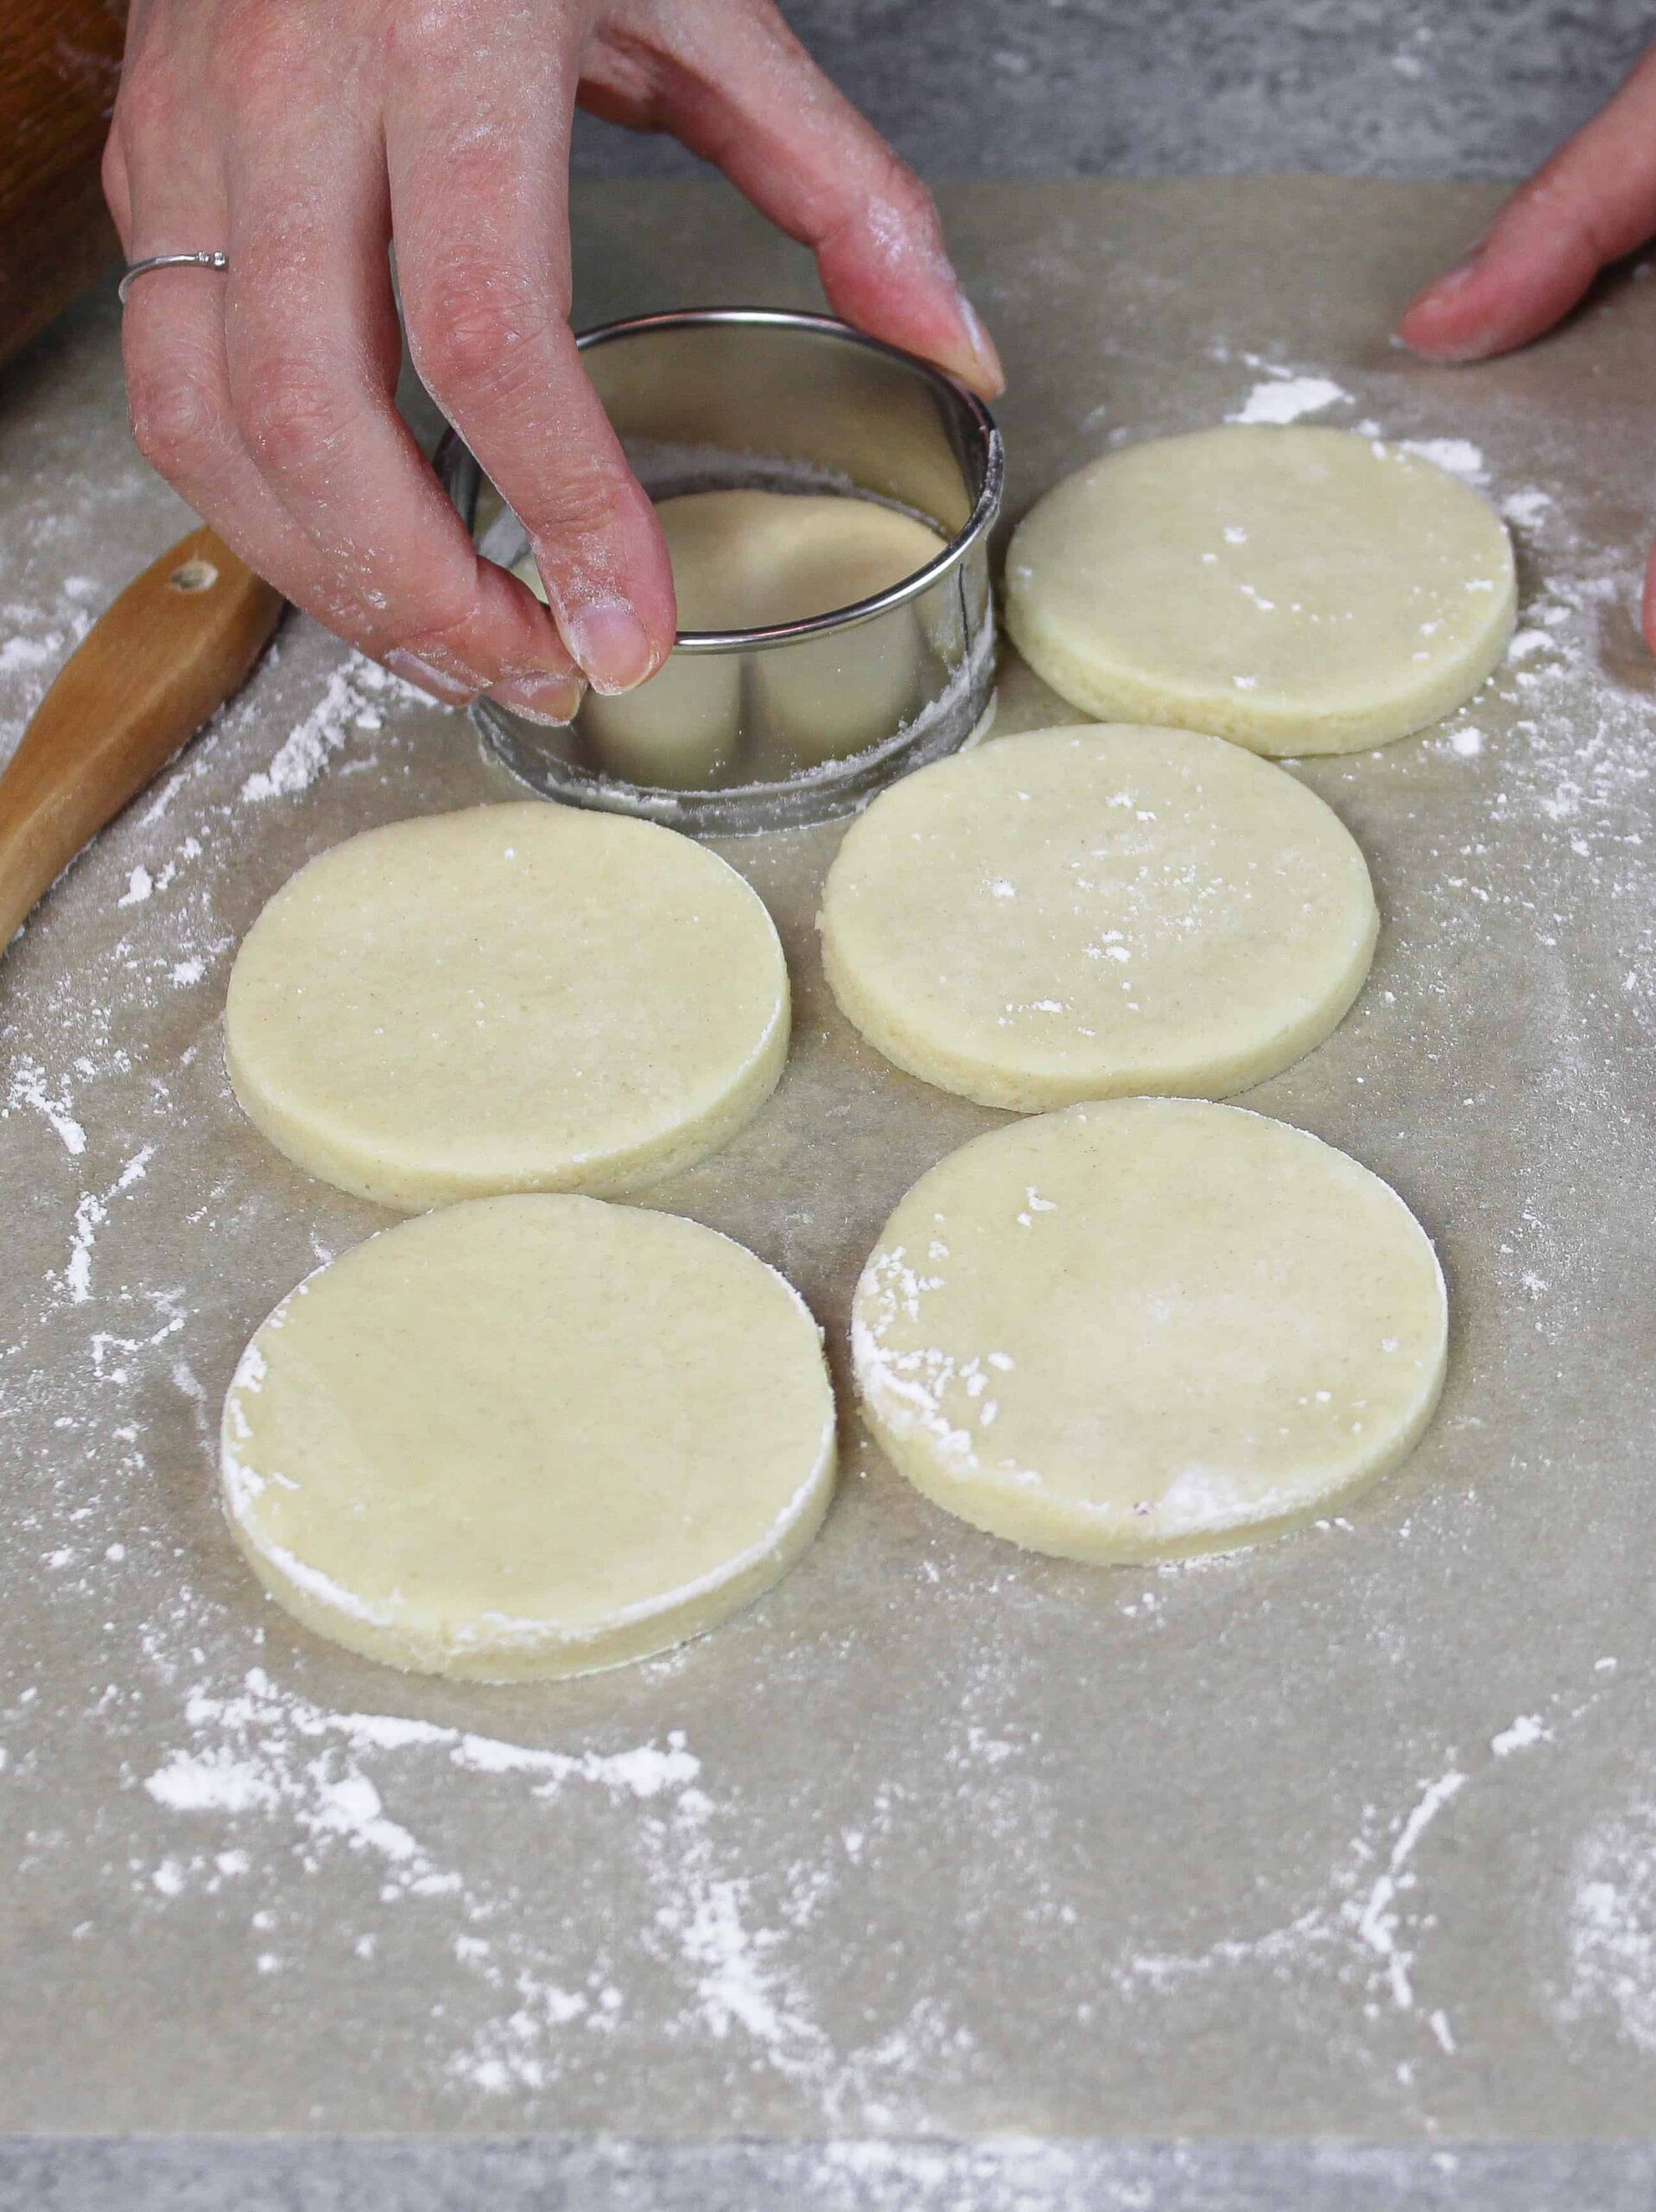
[574,0,1653,184]
[8,2139,1656,2212]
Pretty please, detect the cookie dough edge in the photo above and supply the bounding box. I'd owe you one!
[1001,502,1518,757]
[849,1108,1450,1565]
[219,1250,840,1682]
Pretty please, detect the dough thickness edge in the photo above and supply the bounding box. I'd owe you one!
[816,728,1380,1109]
[219,1253,838,1681]
[222,849,791,1211]
[852,1109,1449,1564]
[224,982,790,1212]
[819,875,1379,1112]
[1002,521,1517,758]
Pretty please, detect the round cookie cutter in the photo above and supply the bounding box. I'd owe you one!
[436,308,1003,836]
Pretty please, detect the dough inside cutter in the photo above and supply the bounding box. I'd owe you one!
[513,488,947,788]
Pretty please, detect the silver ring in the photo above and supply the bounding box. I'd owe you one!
[117,251,229,306]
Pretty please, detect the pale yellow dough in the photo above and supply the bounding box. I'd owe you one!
[225,804,788,1210]
[514,490,947,785]
[819,724,1377,1109]
[853,1100,1447,1562]
[1005,426,1516,756]
[221,1195,837,1680]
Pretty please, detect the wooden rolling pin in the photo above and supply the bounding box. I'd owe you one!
[0,524,284,954]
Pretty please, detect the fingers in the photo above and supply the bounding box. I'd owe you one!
[116,126,365,634]
[1400,45,1656,362]
[101,126,133,250]
[602,1,1002,397]
[386,10,676,696]
[219,69,582,721]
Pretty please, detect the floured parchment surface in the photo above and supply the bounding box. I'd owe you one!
[2,181,1654,2139]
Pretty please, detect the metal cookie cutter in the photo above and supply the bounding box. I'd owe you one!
[436,308,1004,836]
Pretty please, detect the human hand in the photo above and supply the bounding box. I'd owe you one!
[104,0,1004,722]
[1399,45,1656,645]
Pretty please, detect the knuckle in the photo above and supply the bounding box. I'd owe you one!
[409,264,562,404]
[204,2,296,100]
[99,131,126,213]
[110,60,171,146]
[126,363,223,478]
[387,0,476,73]
[879,156,941,238]
[238,353,357,474]
[534,467,638,544]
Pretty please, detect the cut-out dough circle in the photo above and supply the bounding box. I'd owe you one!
[222,1195,837,1679]
[225,803,789,1210]
[820,722,1378,1109]
[1005,426,1515,755]
[853,1099,1448,1562]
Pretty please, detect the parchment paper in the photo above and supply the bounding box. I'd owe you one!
[1,180,1654,2145]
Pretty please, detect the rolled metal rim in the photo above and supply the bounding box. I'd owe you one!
[435,306,1003,832]
[436,307,1004,650]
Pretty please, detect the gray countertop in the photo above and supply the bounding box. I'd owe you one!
[575,0,1654,184]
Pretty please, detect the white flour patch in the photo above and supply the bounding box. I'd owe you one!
[63,1145,155,1306]
[1502,487,1554,530]
[1564,1801,1656,2054]
[136,1663,834,2105]
[3,1059,87,1155]
[1401,436,1489,485]
[1493,1713,1549,1758]
[240,652,433,803]
[1228,371,1350,427]
[0,630,67,677]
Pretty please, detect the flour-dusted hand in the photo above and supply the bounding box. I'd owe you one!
[1398,43,1656,645]
[103,0,1004,721]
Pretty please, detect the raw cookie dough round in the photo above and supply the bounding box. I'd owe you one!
[1005,426,1515,755]
[225,803,788,1210]
[819,724,1377,1109]
[221,1195,837,1679]
[853,1100,1447,1562]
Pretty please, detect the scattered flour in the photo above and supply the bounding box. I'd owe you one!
[1564,1801,1656,2054]
[1400,436,1489,485]
[1227,371,1350,427]
[1114,1683,1586,2070]
[3,1058,86,1155]
[64,1145,154,1306]
[135,1664,830,2101]
[240,652,434,803]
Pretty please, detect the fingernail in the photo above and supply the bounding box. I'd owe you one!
[954,289,1005,394]
[1419,257,1482,306]
[559,596,658,696]
[488,669,587,726]
[1412,235,1489,310]
[384,648,478,705]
